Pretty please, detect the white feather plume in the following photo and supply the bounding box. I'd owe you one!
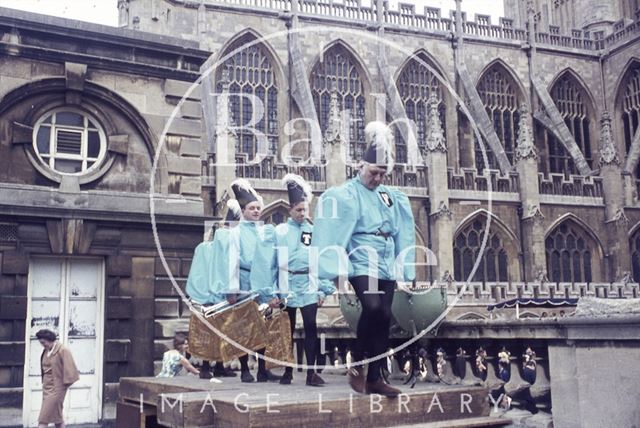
[226,198,241,219]
[364,121,395,172]
[282,173,313,204]
[230,178,264,206]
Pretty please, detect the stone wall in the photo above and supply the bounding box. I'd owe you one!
[0,9,209,425]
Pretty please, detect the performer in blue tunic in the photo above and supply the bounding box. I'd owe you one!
[185,199,240,379]
[311,121,416,397]
[251,174,336,386]
[225,178,281,383]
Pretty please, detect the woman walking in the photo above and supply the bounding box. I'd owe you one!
[36,329,80,428]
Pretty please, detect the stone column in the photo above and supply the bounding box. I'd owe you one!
[514,104,547,282]
[424,94,453,283]
[213,70,237,216]
[599,111,631,282]
[323,84,348,188]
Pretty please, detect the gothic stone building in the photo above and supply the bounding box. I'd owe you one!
[0,0,639,425]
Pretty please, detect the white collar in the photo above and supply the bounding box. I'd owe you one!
[47,342,59,357]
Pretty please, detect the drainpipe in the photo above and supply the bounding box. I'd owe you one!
[516,204,526,282]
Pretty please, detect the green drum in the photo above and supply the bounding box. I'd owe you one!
[339,286,448,339]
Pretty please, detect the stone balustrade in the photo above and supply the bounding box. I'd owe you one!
[407,281,640,304]
[538,173,604,199]
[197,0,639,51]
[232,154,326,182]
[448,168,519,193]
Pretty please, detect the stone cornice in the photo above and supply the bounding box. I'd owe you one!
[0,183,205,225]
[0,7,209,81]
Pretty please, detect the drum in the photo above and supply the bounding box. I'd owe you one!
[188,310,222,362]
[187,300,227,361]
[263,310,294,370]
[203,294,269,362]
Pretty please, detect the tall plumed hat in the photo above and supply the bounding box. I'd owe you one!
[224,199,241,222]
[362,121,394,172]
[230,178,263,209]
[282,173,313,206]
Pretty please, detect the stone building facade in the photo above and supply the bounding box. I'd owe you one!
[0,0,639,425]
[0,8,209,425]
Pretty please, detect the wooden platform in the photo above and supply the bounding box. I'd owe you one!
[118,372,511,428]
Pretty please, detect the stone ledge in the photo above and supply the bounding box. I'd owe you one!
[0,183,204,224]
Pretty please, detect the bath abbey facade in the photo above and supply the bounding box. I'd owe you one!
[0,0,639,425]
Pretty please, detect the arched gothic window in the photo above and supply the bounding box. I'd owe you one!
[543,73,593,175]
[218,37,279,157]
[261,205,288,225]
[620,62,640,177]
[453,218,509,282]
[475,65,521,173]
[310,44,366,161]
[545,221,594,283]
[395,54,446,163]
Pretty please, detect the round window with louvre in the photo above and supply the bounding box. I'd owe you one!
[32,109,107,176]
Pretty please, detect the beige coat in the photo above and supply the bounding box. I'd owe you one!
[38,342,80,424]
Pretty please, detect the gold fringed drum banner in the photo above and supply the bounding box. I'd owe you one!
[188,312,222,362]
[210,299,268,362]
[264,312,294,370]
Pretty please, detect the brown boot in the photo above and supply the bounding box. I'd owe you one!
[348,367,366,393]
[365,379,401,398]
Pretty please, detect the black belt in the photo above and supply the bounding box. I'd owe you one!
[353,229,392,239]
[240,267,250,272]
[288,269,309,275]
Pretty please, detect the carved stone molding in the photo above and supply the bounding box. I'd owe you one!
[514,103,537,162]
[425,93,447,153]
[598,111,620,167]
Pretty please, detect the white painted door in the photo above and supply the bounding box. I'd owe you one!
[23,257,104,427]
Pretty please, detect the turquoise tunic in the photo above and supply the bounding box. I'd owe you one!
[251,218,336,307]
[205,220,275,302]
[185,240,218,304]
[186,219,274,305]
[186,228,235,305]
[311,175,416,282]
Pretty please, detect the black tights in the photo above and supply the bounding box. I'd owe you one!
[284,304,319,376]
[239,350,266,373]
[349,276,395,382]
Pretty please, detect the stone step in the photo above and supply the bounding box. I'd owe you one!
[119,374,497,428]
[393,416,511,427]
[155,318,190,338]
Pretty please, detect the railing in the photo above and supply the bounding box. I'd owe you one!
[200,0,640,50]
[444,280,640,303]
[234,154,326,182]
[448,168,519,193]
[463,18,526,41]
[344,163,428,190]
[221,0,291,10]
[385,164,428,188]
[535,29,594,50]
[603,17,640,49]
[538,173,603,198]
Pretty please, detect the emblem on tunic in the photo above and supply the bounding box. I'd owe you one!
[378,191,393,207]
[300,232,312,246]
